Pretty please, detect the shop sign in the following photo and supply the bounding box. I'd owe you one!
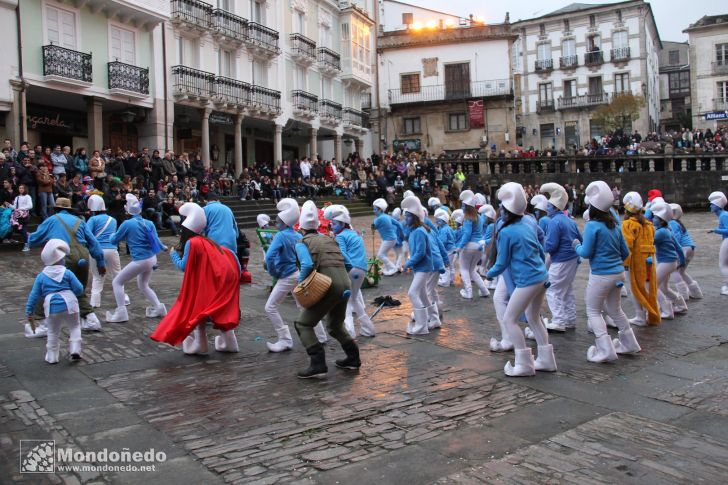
[393,139,421,153]
[209,112,234,125]
[704,111,728,121]
[468,100,484,128]
[27,105,87,134]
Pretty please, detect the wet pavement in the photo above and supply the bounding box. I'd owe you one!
[1,211,728,484]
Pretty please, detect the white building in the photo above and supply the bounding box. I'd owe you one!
[0,0,20,144]
[379,0,461,33]
[684,14,728,131]
[512,0,661,150]
[658,41,691,132]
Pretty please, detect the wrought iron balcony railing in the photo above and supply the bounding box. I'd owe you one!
[343,107,367,127]
[535,59,553,72]
[560,55,578,69]
[211,8,247,41]
[361,92,372,110]
[388,79,511,105]
[319,99,342,120]
[611,47,630,62]
[108,61,149,94]
[43,44,92,83]
[537,99,555,113]
[290,33,317,60]
[292,90,318,112]
[171,0,212,28]
[585,50,604,66]
[246,22,280,54]
[252,85,281,112]
[558,92,610,109]
[317,47,341,71]
[171,65,215,99]
[214,76,252,106]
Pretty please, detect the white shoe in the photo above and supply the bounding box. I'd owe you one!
[438,273,450,287]
[106,307,129,323]
[267,327,293,352]
[629,317,648,327]
[406,307,429,335]
[344,316,356,339]
[621,286,628,297]
[478,288,490,298]
[183,325,208,355]
[124,294,131,306]
[359,316,376,337]
[524,327,535,341]
[214,329,239,353]
[25,321,48,338]
[459,288,473,299]
[69,338,82,360]
[721,286,728,296]
[382,268,397,277]
[504,348,536,377]
[45,346,60,364]
[660,301,675,320]
[675,282,690,301]
[604,314,618,328]
[565,320,577,329]
[534,344,557,372]
[81,313,102,331]
[688,282,703,299]
[613,328,641,354]
[426,304,442,330]
[488,279,497,290]
[545,320,566,332]
[674,296,688,314]
[89,293,101,308]
[145,303,167,318]
[314,322,329,343]
[490,337,514,352]
[587,334,618,363]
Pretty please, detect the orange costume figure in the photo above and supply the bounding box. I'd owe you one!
[621,192,661,326]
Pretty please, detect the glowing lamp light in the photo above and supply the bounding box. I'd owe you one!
[444,19,456,28]
[425,20,437,29]
[411,21,423,30]
[474,15,486,25]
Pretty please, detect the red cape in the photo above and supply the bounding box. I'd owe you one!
[151,237,240,346]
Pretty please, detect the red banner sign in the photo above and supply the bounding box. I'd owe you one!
[468,100,484,128]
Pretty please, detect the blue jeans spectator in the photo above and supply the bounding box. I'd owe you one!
[37,192,55,219]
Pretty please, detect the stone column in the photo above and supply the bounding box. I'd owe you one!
[234,113,243,177]
[696,158,702,171]
[86,96,103,150]
[649,159,655,172]
[681,159,688,172]
[356,138,365,157]
[335,134,342,164]
[665,157,673,172]
[9,80,27,143]
[710,158,717,171]
[609,160,616,172]
[309,128,318,159]
[274,123,283,167]
[201,107,211,169]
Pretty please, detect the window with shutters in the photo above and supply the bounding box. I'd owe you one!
[718,81,728,102]
[562,39,575,57]
[563,79,575,98]
[539,83,553,103]
[614,72,629,93]
[110,25,136,65]
[448,113,467,131]
[669,50,680,65]
[400,73,420,94]
[250,0,264,24]
[218,48,232,77]
[444,63,470,99]
[252,59,267,86]
[717,44,728,66]
[588,76,603,96]
[403,117,421,135]
[613,30,628,49]
[46,5,77,49]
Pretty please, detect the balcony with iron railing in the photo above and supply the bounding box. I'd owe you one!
[172,65,215,100]
[535,59,554,72]
[343,107,368,128]
[319,99,342,121]
[712,62,728,75]
[611,47,630,62]
[388,79,511,105]
[42,44,92,84]
[251,85,281,113]
[292,90,318,114]
[245,21,280,56]
[585,50,604,66]
[290,33,317,63]
[211,8,247,43]
[361,92,372,110]
[537,99,555,113]
[108,61,149,95]
[714,98,728,111]
[560,55,578,69]
[170,0,212,29]
[317,47,341,73]
[558,92,610,110]
[214,76,252,107]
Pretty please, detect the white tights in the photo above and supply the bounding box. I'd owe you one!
[377,240,397,273]
[459,244,488,294]
[656,261,680,310]
[585,273,630,338]
[113,256,161,309]
[408,272,431,309]
[546,259,578,325]
[91,248,123,302]
[502,282,549,351]
[346,268,369,320]
[720,239,728,286]
[670,247,697,288]
[46,312,81,362]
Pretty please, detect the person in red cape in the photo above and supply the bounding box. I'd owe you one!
[151,202,241,354]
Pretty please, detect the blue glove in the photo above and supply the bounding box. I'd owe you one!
[646,256,653,264]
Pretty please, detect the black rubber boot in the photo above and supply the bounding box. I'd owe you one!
[335,340,361,369]
[297,343,328,379]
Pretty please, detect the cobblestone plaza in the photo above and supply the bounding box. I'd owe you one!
[1,212,728,484]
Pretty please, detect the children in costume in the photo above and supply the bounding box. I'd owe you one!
[203,192,238,253]
[668,203,703,300]
[25,239,84,363]
[425,207,449,330]
[372,198,398,276]
[86,195,128,308]
[486,182,556,376]
[402,196,434,335]
[106,194,167,323]
[574,181,641,363]
[456,190,490,299]
[650,199,688,319]
[708,191,728,296]
[151,203,240,354]
[391,208,407,272]
[435,208,456,287]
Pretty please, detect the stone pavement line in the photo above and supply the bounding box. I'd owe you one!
[655,375,728,416]
[434,412,728,484]
[0,390,104,484]
[96,346,554,484]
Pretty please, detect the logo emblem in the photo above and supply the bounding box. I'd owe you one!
[20,440,55,473]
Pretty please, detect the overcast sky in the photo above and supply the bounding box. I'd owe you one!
[411,0,723,42]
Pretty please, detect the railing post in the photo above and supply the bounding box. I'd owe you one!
[710,158,717,171]
[609,160,616,172]
[681,158,688,172]
[649,159,655,172]
[596,160,603,172]
[518,161,524,174]
[665,157,673,172]
[585,161,591,173]
[696,158,702,171]
[494,161,500,174]
[636,159,642,172]
[506,162,512,174]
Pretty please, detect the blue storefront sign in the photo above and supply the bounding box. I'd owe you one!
[704,111,728,121]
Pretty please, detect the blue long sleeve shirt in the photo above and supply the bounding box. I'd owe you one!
[428,228,449,271]
[171,238,240,272]
[295,242,316,282]
[486,220,548,288]
[204,201,238,253]
[87,214,118,250]
[713,211,728,239]
[28,211,106,268]
[391,217,405,246]
[373,213,397,241]
[575,221,629,275]
[265,227,300,279]
[654,226,686,265]
[111,215,165,261]
[437,224,456,252]
[537,215,551,235]
[405,226,433,273]
[484,223,494,246]
[457,218,484,249]
[25,268,84,315]
[668,220,695,249]
[543,212,581,262]
[335,228,368,271]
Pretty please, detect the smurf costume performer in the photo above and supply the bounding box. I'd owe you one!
[425,207,449,330]
[456,190,490,299]
[372,198,398,276]
[402,196,433,335]
[326,204,376,338]
[486,182,556,376]
[668,203,703,300]
[106,194,167,323]
[151,203,241,354]
[435,208,456,287]
[203,192,239,253]
[574,181,641,363]
[86,194,128,308]
[25,239,84,363]
[391,208,407,272]
[650,199,687,319]
[708,191,728,296]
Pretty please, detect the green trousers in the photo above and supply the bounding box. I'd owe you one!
[294,266,353,348]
